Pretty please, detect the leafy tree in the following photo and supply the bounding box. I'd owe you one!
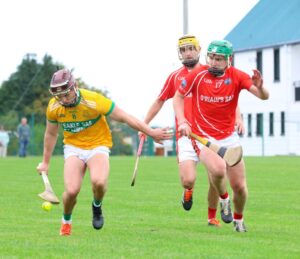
[0,53,137,156]
[0,54,59,124]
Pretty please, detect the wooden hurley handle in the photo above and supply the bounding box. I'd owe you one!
[190,132,209,146]
[41,171,54,192]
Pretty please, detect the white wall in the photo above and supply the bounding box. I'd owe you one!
[234,43,300,156]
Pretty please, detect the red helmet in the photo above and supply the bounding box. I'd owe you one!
[49,69,76,96]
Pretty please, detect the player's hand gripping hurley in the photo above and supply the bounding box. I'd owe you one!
[190,132,243,167]
[38,171,60,204]
[131,135,145,186]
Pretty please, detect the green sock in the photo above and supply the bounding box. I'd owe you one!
[63,214,72,221]
[93,199,102,207]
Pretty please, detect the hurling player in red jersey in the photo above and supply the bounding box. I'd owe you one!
[143,35,245,227]
[173,40,269,232]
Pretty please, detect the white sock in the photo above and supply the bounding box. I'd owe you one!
[220,197,230,201]
[93,201,102,207]
[62,218,72,224]
[234,219,243,222]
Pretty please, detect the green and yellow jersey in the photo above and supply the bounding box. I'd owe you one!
[46,89,115,149]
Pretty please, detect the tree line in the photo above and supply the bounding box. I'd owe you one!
[0,54,136,156]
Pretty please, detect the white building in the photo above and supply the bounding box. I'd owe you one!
[225,0,300,156]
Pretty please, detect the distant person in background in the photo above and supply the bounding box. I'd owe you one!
[0,125,10,157]
[17,117,31,157]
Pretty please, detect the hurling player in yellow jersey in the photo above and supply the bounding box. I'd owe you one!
[36,69,172,236]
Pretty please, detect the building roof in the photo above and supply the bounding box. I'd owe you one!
[225,0,300,52]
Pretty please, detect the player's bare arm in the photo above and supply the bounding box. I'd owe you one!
[173,91,191,136]
[138,99,165,140]
[249,69,269,100]
[37,121,59,174]
[109,105,172,142]
[235,107,245,135]
[144,99,165,124]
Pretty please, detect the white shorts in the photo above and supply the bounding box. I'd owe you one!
[177,132,241,163]
[64,145,110,163]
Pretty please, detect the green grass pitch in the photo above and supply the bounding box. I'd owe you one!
[0,156,299,258]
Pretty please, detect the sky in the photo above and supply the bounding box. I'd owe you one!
[0,0,259,127]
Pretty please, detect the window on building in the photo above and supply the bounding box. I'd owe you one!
[295,87,300,101]
[280,111,285,136]
[256,113,263,136]
[238,113,244,137]
[294,81,300,101]
[269,112,274,136]
[256,51,262,74]
[274,48,280,81]
[247,114,252,137]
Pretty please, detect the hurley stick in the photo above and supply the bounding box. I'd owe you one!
[131,135,145,186]
[38,171,60,204]
[190,132,243,166]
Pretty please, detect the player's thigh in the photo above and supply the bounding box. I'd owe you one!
[87,153,110,184]
[207,169,228,183]
[200,147,227,177]
[64,156,86,192]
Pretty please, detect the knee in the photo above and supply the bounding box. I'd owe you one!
[231,182,247,195]
[211,163,227,179]
[182,178,195,189]
[65,187,80,199]
[181,173,196,188]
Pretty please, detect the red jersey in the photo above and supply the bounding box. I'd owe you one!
[178,66,253,140]
[158,65,200,139]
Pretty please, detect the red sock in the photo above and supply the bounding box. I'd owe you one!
[234,212,243,220]
[208,207,217,220]
[220,192,229,199]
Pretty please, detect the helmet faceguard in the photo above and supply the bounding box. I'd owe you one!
[207,40,233,76]
[49,69,78,107]
[178,35,201,68]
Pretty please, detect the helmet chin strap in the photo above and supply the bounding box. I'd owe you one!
[208,57,231,77]
[60,100,76,107]
[182,57,199,68]
[208,67,225,77]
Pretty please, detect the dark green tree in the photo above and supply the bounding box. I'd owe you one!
[0,53,137,156]
[0,54,59,123]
